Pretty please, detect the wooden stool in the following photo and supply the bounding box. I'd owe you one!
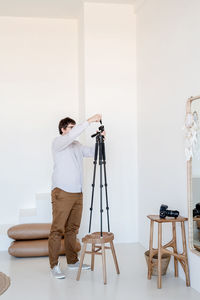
[76,232,120,284]
[147,215,190,289]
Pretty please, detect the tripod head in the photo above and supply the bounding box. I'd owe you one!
[91,120,105,138]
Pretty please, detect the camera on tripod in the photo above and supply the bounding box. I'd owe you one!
[193,203,200,217]
[91,120,104,138]
[159,204,179,219]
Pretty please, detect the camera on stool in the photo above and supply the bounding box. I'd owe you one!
[159,204,179,219]
[193,203,200,217]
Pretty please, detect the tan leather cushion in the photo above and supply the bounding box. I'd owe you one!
[7,223,81,257]
[7,223,51,240]
[8,239,65,257]
[8,238,81,257]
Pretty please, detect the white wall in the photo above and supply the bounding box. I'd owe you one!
[0,3,137,245]
[136,0,200,292]
[80,3,138,243]
[0,17,79,224]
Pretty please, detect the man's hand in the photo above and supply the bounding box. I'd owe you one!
[101,131,106,137]
[87,114,102,124]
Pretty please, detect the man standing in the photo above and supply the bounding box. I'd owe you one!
[48,114,102,279]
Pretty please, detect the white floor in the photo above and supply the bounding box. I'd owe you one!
[0,243,200,300]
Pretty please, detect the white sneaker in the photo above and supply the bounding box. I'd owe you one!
[51,263,66,279]
[68,261,91,270]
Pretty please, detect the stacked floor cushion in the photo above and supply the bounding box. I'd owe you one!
[7,223,81,257]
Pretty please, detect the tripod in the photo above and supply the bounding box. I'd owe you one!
[76,128,120,284]
[88,132,110,237]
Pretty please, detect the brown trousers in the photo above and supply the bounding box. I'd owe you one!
[48,188,83,268]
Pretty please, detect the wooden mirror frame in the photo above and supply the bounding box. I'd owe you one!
[186,95,200,256]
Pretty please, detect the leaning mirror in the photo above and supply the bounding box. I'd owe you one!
[186,95,200,255]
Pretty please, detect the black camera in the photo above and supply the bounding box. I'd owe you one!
[193,203,200,217]
[159,204,179,219]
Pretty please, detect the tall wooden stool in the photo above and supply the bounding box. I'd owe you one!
[147,215,190,289]
[76,232,120,284]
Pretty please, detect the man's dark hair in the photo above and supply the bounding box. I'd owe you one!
[58,117,76,135]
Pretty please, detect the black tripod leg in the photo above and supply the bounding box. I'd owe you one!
[88,141,98,233]
[99,140,103,237]
[102,142,110,232]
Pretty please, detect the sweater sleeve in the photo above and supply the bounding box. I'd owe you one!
[52,121,89,152]
[81,145,95,158]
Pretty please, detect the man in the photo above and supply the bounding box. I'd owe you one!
[48,114,102,279]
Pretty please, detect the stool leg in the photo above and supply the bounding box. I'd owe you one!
[158,223,162,289]
[91,243,95,271]
[181,222,190,287]
[148,220,154,279]
[76,243,87,281]
[101,244,107,285]
[172,223,178,277]
[110,240,120,274]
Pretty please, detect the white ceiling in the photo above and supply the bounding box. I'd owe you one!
[0,0,136,19]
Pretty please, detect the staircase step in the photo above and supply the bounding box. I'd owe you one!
[19,208,37,223]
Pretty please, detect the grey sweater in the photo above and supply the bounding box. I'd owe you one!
[51,121,94,193]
